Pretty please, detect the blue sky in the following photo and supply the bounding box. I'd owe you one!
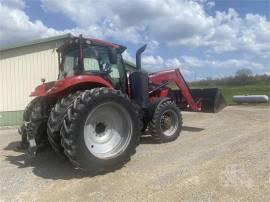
[0,0,269,80]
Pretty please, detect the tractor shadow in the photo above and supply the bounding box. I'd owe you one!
[4,141,91,180]
[140,125,204,144]
[140,134,158,144]
[182,126,204,132]
[4,126,204,179]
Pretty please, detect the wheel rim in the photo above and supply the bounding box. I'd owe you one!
[84,102,133,159]
[160,109,179,136]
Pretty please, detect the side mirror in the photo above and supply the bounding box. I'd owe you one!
[109,48,117,64]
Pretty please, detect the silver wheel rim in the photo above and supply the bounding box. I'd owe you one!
[83,102,133,159]
[160,109,179,136]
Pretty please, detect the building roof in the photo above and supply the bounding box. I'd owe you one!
[0,33,145,71]
[0,33,73,52]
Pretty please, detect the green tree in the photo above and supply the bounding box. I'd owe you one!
[235,68,253,85]
[235,68,252,77]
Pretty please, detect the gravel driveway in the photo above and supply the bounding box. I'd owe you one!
[0,106,269,201]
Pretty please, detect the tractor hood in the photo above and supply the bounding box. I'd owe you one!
[31,81,55,96]
[30,75,113,97]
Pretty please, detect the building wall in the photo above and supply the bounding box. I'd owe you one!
[0,39,65,126]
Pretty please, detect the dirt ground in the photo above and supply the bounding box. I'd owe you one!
[0,106,269,202]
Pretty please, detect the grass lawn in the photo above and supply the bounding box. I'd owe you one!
[190,83,270,105]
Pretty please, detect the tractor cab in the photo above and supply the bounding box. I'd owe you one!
[57,36,128,92]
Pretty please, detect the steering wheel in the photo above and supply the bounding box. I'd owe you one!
[102,63,112,74]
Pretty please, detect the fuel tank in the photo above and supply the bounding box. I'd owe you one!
[232,95,269,103]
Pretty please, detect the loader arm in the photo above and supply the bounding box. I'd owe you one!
[149,69,201,111]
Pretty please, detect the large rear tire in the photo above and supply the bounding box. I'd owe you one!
[149,100,182,143]
[47,91,81,154]
[60,88,141,173]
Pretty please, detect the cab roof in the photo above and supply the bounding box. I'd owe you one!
[57,35,127,53]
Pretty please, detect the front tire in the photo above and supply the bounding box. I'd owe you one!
[60,88,141,173]
[149,100,182,143]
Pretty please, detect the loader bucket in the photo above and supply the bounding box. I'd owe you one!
[191,88,226,113]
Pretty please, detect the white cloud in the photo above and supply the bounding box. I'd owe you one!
[180,55,264,70]
[141,55,193,77]
[143,55,164,67]
[0,2,60,46]
[41,0,270,57]
[122,51,193,77]
[0,0,25,9]
[41,0,213,45]
[1,0,269,58]
[206,1,215,9]
[138,54,265,79]
[165,58,182,67]
[168,8,270,57]
[122,50,135,63]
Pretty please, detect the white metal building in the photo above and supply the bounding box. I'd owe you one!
[0,34,72,126]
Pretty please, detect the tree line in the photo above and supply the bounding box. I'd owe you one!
[190,68,270,87]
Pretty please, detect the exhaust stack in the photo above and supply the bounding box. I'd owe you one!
[136,44,147,72]
[130,44,148,108]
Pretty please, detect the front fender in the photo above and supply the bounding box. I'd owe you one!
[30,81,55,96]
[31,75,113,97]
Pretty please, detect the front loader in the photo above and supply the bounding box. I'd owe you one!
[19,35,225,173]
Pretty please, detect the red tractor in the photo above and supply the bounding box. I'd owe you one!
[19,35,225,173]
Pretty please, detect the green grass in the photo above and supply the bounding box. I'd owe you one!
[190,83,270,105]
